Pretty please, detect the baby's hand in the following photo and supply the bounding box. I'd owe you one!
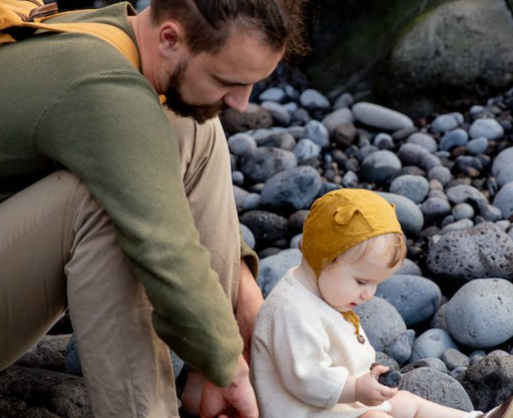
[354,365,398,406]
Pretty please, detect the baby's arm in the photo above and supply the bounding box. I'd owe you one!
[340,365,398,406]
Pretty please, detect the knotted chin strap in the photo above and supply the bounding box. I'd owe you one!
[342,310,365,344]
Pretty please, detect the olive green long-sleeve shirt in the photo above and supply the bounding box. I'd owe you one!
[0,3,244,386]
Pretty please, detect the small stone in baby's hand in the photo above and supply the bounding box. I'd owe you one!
[378,370,402,388]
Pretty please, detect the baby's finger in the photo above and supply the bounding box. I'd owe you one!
[370,365,389,379]
[380,386,399,399]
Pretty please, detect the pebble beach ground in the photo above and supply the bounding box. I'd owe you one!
[3,75,513,416]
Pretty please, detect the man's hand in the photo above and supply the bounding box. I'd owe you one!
[235,260,264,365]
[199,355,259,418]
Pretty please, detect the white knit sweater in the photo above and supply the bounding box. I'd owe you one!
[251,267,391,418]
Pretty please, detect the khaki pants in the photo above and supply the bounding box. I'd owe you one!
[0,111,241,418]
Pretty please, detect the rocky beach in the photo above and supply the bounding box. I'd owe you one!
[2,75,513,416]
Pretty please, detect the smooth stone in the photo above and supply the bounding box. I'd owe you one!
[440,128,468,151]
[356,145,379,162]
[293,138,321,162]
[469,118,504,140]
[492,147,513,186]
[452,203,475,220]
[374,133,394,150]
[257,249,302,298]
[241,223,256,250]
[430,303,448,331]
[398,143,440,172]
[396,259,422,276]
[352,102,414,131]
[428,166,452,186]
[305,120,330,148]
[376,274,441,327]
[360,150,402,185]
[439,219,474,235]
[222,103,273,135]
[442,348,470,370]
[284,84,299,100]
[445,278,513,348]
[384,329,415,365]
[475,200,503,222]
[390,175,429,204]
[422,153,442,171]
[496,220,511,231]
[410,328,459,362]
[375,352,400,372]
[18,334,68,372]
[446,184,488,204]
[401,357,448,374]
[260,166,323,211]
[378,370,402,388]
[282,102,298,113]
[288,210,310,234]
[432,114,459,133]
[428,190,448,202]
[488,349,511,358]
[232,171,244,187]
[400,368,473,411]
[342,170,359,187]
[240,210,289,247]
[407,132,438,153]
[377,192,425,236]
[466,137,489,154]
[233,185,249,211]
[450,366,468,380]
[228,133,257,157]
[321,107,354,134]
[334,92,354,109]
[285,126,307,139]
[243,193,261,211]
[299,88,330,109]
[289,233,302,249]
[261,101,291,126]
[426,222,513,286]
[258,87,286,102]
[421,197,452,223]
[354,297,407,353]
[459,356,513,412]
[241,147,297,184]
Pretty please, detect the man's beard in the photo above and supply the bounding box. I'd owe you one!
[163,61,226,124]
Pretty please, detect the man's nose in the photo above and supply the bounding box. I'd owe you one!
[223,85,253,113]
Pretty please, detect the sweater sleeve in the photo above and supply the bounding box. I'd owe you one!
[269,300,350,408]
[34,69,242,387]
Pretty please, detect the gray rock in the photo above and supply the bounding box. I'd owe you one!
[354,297,407,353]
[390,175,429,204]
[400,367,473,411]
[432,114,459,133]
[430,303,448,331]
[450,366,468,380]
[439,219,474,235]
[241,223,256,250]
[321,108,354,134]
[476,200,503,222]
[375,352,400,372]
[493,181,513,218]
[452,203,475,221]
[293,139,321,162]
[260,166,323,211]
[334,92,354,109]
[428,166,452,186]
[258,249,302,298]
[18,334,68,372]
[377,192,425,236]
[233,185,249,211]
[353,102,414,131]
[261,101,291,126]
[442,348,470,370]
[65,335,81,376]
[396,259,422,276]
[342,170,359,187]
[222,103,273,135]
[240,210,289,247]
[459,356,513,412]
[400,358,448,375]
[446,184,487,205]
[410,328,459,362]
[243,193,261,211]
[305,120,330,148]
[469,118,504,140]
[289,233,302,249]
[466,137,489,155]
[373,133,394,150]
[488,349,511,358]
[376,274,441,327]
[299,89,330,109]
[398,143,429,166]
[407,132,438,153]
[232,171,244,187]
[426,222,513,286]
[384,329,415,365]
[445,278,513,349]
[440,128,468,151]
[360,150,402,185]
[228,133,257,157]
[258,87,286,102]
[420,197,452,223]
[241,147,297,184]
[493,148,513,187]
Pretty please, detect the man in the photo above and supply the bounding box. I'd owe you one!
[0,0,308,417]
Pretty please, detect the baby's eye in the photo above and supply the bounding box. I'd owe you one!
[356,279,366,285]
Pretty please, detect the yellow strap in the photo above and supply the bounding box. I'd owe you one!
[15,20,140,69]
[342,309,361,336]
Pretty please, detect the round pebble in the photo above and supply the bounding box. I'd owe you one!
[410,328,459,362]
[466,137,489,154]
[439,128,468,151]
[407,132,438,153]
[492,147,513,187]
[360,150,402,185]
[352,102,414,131]
[389,175,429,204]
[469,118,504,140]
[432,114,459,133]
[299,89,330,109]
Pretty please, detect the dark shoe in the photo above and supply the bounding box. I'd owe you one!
[485,395,513,418]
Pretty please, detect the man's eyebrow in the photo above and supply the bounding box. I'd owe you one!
[213,75,252,87]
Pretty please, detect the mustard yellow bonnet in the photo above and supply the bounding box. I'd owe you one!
[301,188,403,277]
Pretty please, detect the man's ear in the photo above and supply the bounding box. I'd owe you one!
[158,21,186,59]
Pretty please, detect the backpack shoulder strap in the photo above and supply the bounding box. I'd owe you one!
[0,0,140,69]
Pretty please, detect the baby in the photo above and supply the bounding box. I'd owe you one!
[251,189,510,418]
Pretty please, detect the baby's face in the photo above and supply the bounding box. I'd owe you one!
[317,246,400,312]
